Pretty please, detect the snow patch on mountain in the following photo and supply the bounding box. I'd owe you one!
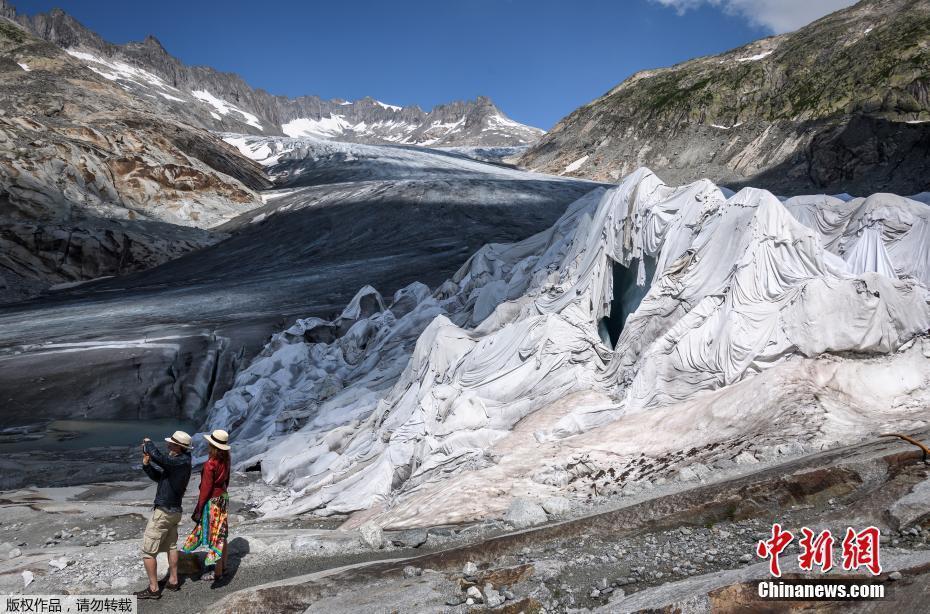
[486,112,532,130]
[223,135,291,166]
[563,155,589,174]
[65,49,180,94]
[191,90,262,129]
[62,49,271,131]
[158,92,185,102]
[374,100,402,111]
[278,105,541,147]
[736,50,774,62]
[282,116,354,139]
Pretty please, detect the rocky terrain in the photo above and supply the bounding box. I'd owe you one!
[520,0,930,196]
[5,1,543,147]
[212,433,930,613]
[0,11,271,301]
[1,429,928,613]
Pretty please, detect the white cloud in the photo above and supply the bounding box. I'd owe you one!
[651,0,857,33]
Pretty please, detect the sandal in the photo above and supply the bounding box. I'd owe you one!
[133,587,161,600]
[164,581,181,591]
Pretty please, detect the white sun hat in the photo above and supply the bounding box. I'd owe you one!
[203,429,231,451]
[164,430,192,449]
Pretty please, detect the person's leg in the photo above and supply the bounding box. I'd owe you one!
[140,511,162,593]
[215,510,229,579]
[215,542,228,578]
[167,550,179,585]
[165,512,181,585]
[143,557,159,592]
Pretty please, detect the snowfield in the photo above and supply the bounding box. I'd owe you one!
[736,50,774,62]
[65,49,180,92]
[563,155,589,174]
[62,49,268,131]
[278,108,541,146]
[191,89,263,129]
[200,168,930,526]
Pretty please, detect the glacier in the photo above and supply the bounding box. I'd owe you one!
[201,168,930,526]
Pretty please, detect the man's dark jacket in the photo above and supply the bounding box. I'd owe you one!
[142,440,192,514]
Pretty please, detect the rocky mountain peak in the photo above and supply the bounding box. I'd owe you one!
[473,95,496,108]
[142,34,163,48]
[130,34,168,55]
[20,4,108,50]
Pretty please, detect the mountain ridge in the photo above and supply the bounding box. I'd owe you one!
[5,1,543,147]
[519,0,930,195]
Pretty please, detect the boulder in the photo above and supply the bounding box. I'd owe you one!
[540,497,572,517]
[889,478,930,530]
[359,521,384,549]
[390,528,428,548]
[484,584,504,607]
[504,499,548,529]
[402,565,422,578]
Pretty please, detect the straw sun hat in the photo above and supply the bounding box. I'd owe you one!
[204,429,231,451]
[164,431,192,449]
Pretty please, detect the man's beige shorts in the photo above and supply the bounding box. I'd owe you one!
[141,508,182,558]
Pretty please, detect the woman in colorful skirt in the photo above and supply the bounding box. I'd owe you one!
[182,429,231,583]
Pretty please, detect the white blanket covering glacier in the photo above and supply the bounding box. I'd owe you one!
[202,168,930,523]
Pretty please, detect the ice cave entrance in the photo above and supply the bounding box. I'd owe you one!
[598,256,656,349]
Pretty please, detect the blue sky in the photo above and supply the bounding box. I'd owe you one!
[13,0,850,129]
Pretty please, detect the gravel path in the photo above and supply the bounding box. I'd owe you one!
[139,548,426,614]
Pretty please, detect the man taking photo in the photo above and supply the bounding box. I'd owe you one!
[135,430,193,599]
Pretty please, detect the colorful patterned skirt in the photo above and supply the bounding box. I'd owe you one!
[181,492,228,566]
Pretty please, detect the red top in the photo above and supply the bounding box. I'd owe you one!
[194,457,230,517]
